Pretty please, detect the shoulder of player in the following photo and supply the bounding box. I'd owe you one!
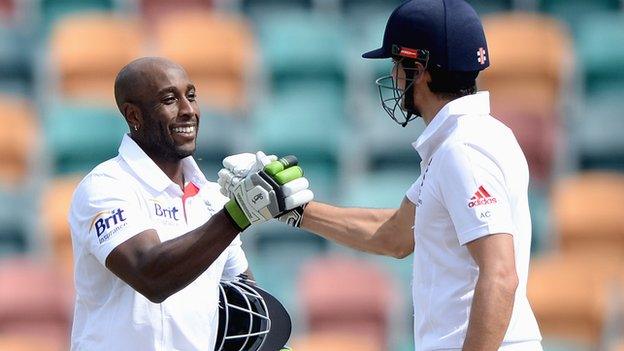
[72,158,135,202]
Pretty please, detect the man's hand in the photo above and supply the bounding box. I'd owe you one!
[222,156,313,231]
[219,152,313,228]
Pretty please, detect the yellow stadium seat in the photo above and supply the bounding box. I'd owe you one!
[49,13,144,104]
[152,10,256,113]
[552,172,624,256]
[41,176,82,279]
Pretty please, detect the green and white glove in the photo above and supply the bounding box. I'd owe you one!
[219,152,312,229]
[222,155,313,231]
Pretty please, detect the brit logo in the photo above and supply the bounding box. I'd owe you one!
[477,47,487,65]
[90,208,128,244]
[468,185,497,208]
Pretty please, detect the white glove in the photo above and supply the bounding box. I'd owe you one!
[222,157,313,231]
[218,151,277,197]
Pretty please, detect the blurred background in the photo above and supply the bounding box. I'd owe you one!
[0,0,623,350]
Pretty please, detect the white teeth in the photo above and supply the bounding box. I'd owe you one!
[172,126,195,134]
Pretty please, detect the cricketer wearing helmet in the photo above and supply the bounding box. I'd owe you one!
[219,1,543,350]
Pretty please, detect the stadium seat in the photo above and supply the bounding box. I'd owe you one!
[480,13,573,186]
[575,13,624,97]
[152,9,256,114]
[41,176,82,279]
[339,169,417,208]
[138,0,212,22]
[291,331,382,351]
[0,24,33,94]
[480,13,574,116]
[48,12,143,104]
[40,0,115,30]
[0,257,73,349]
[43,102,127,174]
[251,80,346,201]
[528,253,624,348]
[540,0,620,32]
[0,334,65,351]
[551,172,624,256]
[574,90,624,171]
[0,94,39,187]
[298,255,398,350]
[255,10,347,93]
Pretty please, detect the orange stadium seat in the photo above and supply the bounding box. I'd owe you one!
[551,172,624,256]
[298,255,397,350]
[480,13,574,186]
[528,254,624,348]
[480,13,574,115]
[291,331,382,351]
[0,334,64,351]
[152,10,256,114]
[0,258,73,349]
[41,176,82,279]
[0,94,39,188]
[49,12,144,104]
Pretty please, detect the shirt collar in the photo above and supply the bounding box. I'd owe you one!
[412,91,490,161]
[118,134,208,193]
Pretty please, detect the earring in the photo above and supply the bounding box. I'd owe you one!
[134,125,138,131]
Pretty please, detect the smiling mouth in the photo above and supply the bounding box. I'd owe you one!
[171,126,196,134]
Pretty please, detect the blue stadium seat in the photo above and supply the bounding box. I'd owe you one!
[40,0,114,27]
[255,10,347,92]
[43,102,127,174]
[339,169,418,208]
[575,13,624,96]
[0,24,32,95]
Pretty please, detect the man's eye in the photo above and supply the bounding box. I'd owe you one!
[187,92,196,101]
[163,96,176,104]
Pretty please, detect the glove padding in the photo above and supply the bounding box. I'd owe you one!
[218,152,277,198]
[219,152,313,228]
[223,158,313,231]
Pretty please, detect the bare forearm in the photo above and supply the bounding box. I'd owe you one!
[463,274,517,351]
[300,201,402,256]
[135,210,240,301]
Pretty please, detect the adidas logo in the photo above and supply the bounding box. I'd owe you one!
[468,185,497,208]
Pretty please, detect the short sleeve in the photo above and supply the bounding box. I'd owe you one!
[69,175,154,265]
[405,175,423,204]
[221,235,248,279]
[437,143,516,245]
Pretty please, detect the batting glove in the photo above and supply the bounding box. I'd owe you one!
[223,158,313,231]
[219,153,312,228]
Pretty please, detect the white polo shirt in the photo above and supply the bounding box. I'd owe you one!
[405,92,542,350]
[69,134,248,351]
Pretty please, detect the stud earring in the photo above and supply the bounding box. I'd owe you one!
[134,125,138,131]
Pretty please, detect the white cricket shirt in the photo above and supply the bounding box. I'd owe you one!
[69,134,248,351]
[405,92,542,350]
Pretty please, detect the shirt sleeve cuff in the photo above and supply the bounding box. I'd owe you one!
[457,223,516,246]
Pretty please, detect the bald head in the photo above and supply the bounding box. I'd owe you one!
[114,57,188,114]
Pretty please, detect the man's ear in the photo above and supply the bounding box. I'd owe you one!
[412,61,428,83]
[122,103,142,131]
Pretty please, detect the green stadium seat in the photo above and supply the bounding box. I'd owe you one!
[43,102,127,174]
[576,13,624,97]
[40,0,115,32]
[339,169,417,208]
[540,0,620,32]
[256,10,347,92]
[574,90,624,171]
[252,80,346,201]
